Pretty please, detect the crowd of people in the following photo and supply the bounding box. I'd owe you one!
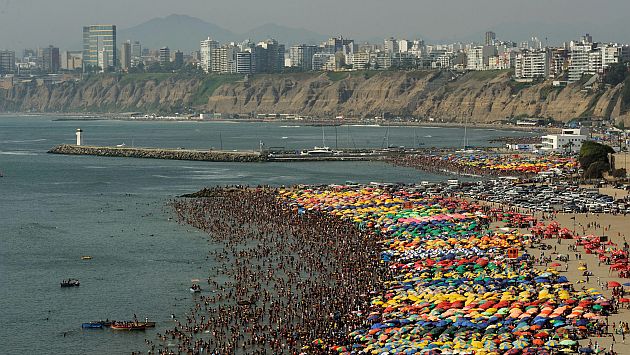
[136,183,629,355]
[148,186,387,354]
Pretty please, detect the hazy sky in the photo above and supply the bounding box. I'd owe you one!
[1,0,630,50]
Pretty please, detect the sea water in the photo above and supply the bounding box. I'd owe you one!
[0,116,528,354]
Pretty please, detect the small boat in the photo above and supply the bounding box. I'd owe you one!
[137,321,156,328]
[110,322,146,331]
[81,256,92,260]
[190,284,202,293]
[90,320,114,327]
[300,146,335,156]
[61,279,80,287]
[82,322,104,329]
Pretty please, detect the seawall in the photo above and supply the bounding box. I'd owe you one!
[48,144,262,162]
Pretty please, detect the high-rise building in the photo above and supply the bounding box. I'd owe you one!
[120,41,131,70]
[398,39,410,53]
[200,37,219,73]
[255,39,284,73]
[209,45,229,73]
[159,47,171,65]
[131,41,142,65]
[514,49,549,79]
[0,50,16,73]
[83,24,117,71]
[235,51,254,74]
[323,36,354,54]
[289,44,318,71]
[384,37,398,53]
[485,31,496,46]
[41,45,60,73]
[174,50,184,68]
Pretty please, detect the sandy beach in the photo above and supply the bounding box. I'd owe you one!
[552,212,630,353]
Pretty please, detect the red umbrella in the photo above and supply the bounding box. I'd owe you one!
[608,281,621,288]
[619,298,630,303]
[550,262,562,267]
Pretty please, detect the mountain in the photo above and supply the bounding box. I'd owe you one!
[118,15,327,51]
[117,14,236,51]
[241,23,326,45]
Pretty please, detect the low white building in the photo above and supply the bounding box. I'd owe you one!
[541,128,589,153]
[506,143,535,151]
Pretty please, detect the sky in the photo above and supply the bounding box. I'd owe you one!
[1,0,630,50]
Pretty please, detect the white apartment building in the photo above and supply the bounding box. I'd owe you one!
[384,37,398,53]
[568,42,591,82]
[350,51,370,70]
[514,50,549,79]
[467,46,485,70]
[200,38,219,73]
[312,53,336,71]
[541,128,589,153]
[398,39,410,53]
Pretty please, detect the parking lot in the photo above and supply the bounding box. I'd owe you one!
[439,180,630,214]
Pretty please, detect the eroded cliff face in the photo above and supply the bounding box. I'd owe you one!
[2,71,629,125]
[0,75,203,113]
[207,71,630,125]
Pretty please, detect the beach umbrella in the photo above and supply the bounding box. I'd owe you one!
[623,282,630,287]
[545,340,560,347]
[579,348,594,354]
[512,339,528,349]
[608,281,621,288]
[498,342,512,351]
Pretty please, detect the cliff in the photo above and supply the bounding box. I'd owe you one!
[2,70,630,125]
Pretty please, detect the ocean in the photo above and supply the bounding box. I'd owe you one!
[0,116,529,354]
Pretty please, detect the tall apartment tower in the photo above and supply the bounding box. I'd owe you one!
[120,41,131,70]
[41,45,60,73]
[82,24,117,71]
[0,50,16,73]
[485,31,496,46]
[200,37,219,73]
[159,47,171,65]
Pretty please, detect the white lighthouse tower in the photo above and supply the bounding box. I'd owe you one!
[76,129,83,146]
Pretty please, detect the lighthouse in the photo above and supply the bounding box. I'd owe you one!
[76,129,83,146]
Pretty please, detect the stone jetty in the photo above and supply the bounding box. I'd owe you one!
[48,144,262,162]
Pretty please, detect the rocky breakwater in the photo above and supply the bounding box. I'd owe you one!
[48,144,262,162]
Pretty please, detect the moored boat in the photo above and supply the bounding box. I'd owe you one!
[110,322,146,331]
[137,321,156,328]
[81,322,103,329]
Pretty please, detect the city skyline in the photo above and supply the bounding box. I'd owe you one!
[2,0,630,50]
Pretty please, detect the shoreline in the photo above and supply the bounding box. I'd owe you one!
[155,185,629,354]
[0,113,557,133]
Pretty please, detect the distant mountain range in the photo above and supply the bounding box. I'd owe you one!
[105,14,630,53]
[117,14,327,51]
